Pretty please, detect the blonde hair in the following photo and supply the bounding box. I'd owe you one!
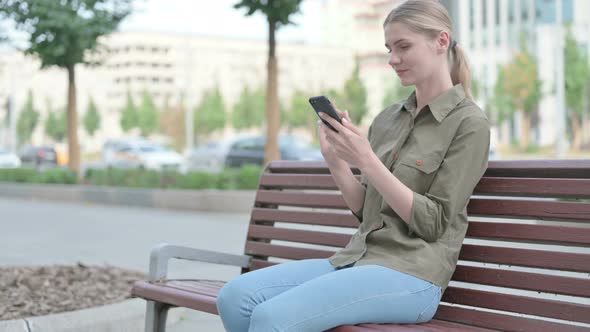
[383,0,472,99]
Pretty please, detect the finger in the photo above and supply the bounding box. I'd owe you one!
[341,117,361,136]
[319,113,348,134]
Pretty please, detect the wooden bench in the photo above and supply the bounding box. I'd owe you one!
[132,159,590,332]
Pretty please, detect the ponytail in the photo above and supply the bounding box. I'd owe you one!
[450,44,472,99]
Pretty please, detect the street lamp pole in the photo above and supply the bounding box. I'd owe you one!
[555,0,567,157]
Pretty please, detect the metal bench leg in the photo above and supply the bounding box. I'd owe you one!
[145,301,170,332]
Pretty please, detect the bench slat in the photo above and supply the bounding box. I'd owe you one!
[245,241,334,260]
[443,287,590,324]
[474,177,590,198]
[260,174,341,189]
[484,159,590,178]
[451,265,590,297]
[329,319,498,331]
[467,198,590,222]
[459,244,590,272]
[131,280,221,314]
[256,190,348,209]
[435,305,590,332]
[248,225,351,248]
[466,221,590,245]
[251,208,359,228]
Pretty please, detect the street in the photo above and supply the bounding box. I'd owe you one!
[0,198,250,331]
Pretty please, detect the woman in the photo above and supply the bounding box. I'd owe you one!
[216,1,490,331]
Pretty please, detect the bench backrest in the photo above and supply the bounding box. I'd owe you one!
[243,160,590,332]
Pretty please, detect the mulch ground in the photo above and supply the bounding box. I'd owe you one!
[0,263,147,320]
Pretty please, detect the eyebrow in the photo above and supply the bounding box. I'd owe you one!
[385,38,409,48]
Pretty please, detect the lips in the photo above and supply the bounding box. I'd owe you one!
[396,69,408,75]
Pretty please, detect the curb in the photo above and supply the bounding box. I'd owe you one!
[0,298,184,332]
[0,182,256,213]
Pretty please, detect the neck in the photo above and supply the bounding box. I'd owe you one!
[415,68,454,112]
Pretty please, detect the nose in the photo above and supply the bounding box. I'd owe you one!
[388,51,400,68]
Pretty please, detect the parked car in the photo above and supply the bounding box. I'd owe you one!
[185,134,255,173]
[225,134,323,168]
[0,148,21,168]
[103,138,184,172]
[18,145,58,168]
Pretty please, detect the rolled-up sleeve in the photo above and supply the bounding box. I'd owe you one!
[351,123,374,222]
[408,115,490,242]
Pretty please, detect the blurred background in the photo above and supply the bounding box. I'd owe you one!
[0,0,589,177]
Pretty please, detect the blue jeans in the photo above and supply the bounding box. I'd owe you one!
[216,259,442,332]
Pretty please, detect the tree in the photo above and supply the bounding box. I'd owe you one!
[382,82,414,109]
[232,86,265,130]
[0,0,132,174]
[45,108,67,142]
[16,90,39,145]
[194,86,226,138]
[234,0,303,165]
[136,90,159,137]
[564,29,590,150]
[83,97,100,137]
[500,41,543,150]
[285,90,317,139]
[328,61,369,124]
[160,97,186,152]
[491,65,516,126]
[120,91,138,133]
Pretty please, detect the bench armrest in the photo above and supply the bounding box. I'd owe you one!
[148,243,252,281]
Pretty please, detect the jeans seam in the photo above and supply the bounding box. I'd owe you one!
[244,283,301,311]
[283,284,436,332]
[416,287,441,322]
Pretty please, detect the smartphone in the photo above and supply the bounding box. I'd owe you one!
[309,96,342,132]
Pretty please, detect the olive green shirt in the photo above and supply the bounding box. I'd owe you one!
[329,84,490,290]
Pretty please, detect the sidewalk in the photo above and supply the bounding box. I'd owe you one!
[0,197,249,331]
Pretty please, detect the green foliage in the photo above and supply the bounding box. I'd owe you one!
[232,86,265,130]
[16,90,39,144]
[137,90,159,136]
[234,0,303,26]
[327,61,368,124]
[194,86,226,136]
[285,90,315,129]
[492,66,516,124]
[501,46,543,114]
[0,0,132,69]
[564,28,590,118]
[84,165,263,190]
[382,82,414,109]
[83,97,101,136]
[120,92,138,133]
[45,108,67,142]
[0,167,76,184]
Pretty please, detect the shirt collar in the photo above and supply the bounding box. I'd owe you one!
[402,84,466,122]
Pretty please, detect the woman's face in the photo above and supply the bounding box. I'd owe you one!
[384,22,443,86]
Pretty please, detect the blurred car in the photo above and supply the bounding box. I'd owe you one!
[185,135,255,173]
[0,148,21,168]
[225,134,323,168]
[103,138,184,172]
[18,145,58,168]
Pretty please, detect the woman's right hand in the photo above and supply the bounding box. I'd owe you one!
[318,109,350,166]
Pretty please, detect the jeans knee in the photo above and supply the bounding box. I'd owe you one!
[249,302,283,332]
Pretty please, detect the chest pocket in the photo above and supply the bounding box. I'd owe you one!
[393,153,443,195]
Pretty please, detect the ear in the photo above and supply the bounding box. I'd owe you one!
[436,31,451,54]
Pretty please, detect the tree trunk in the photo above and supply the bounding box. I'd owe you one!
[520,110,530,150]
[571,114,583,151]
[264,19,281,166]
[66,65,80,175]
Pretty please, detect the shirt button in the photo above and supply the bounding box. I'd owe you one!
[416,159,423,166]
[392,152,399,160]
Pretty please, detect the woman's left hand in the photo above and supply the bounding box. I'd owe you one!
[318,111,373,168]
